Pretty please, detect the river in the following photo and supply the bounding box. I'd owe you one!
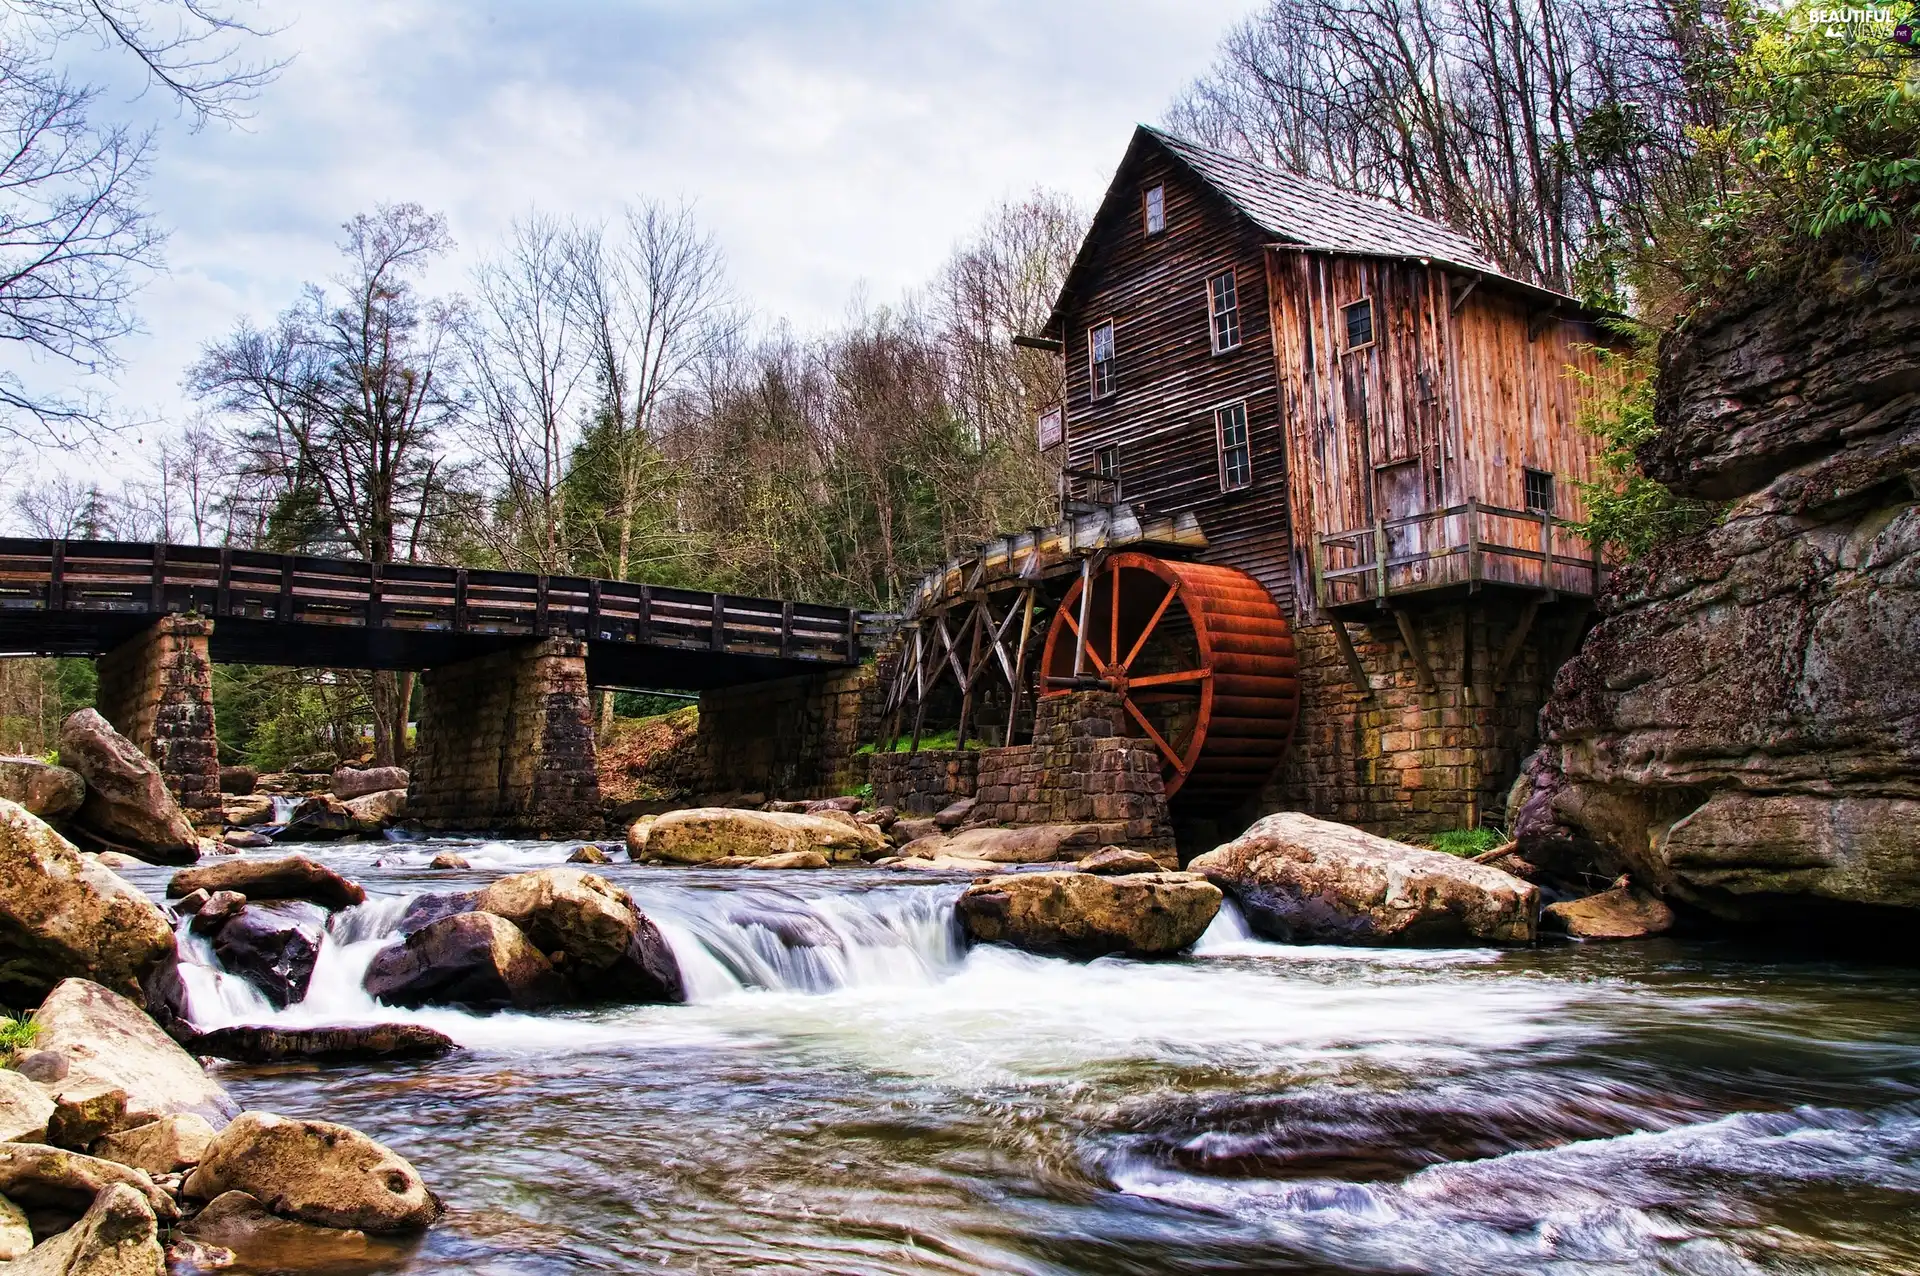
[117,839,1920,1275]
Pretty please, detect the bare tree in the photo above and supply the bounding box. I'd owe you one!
[12,473,114,538]
[0,1,282,444]
[190,203,466,765]
[466,213,590,572]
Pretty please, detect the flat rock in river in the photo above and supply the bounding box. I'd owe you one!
[0,800,174,1005]
[29,978,238,1128]
[168,854,365,910]
[184,1024,456,1064]
[956,871,1221,959]
[644,808,886,865]
[1544,883,1676,940]
[1190,812,1537,946]
[897,823,1153,866]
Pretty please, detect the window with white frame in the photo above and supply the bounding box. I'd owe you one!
[1144,184,1165,235]
[1208,270,1241,352]
[1090,321,1116,398]
[1215,402,1252,490]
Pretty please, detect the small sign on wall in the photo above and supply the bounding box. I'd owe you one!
[1037,405,1063,451]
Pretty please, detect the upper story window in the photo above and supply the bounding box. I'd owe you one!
[1090,320,1116,399]
[1144,184,1165,235]
[1524,467,1556,514]
[1344,297,1375,350]
[1208,270,1241,353]
[1215,402,1252,491]
[1096,444,1119,480]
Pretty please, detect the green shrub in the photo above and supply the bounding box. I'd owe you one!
[0,1016,39,1056]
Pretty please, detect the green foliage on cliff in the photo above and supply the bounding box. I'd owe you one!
[1648,0,1920,315]
[1572,339,1723,560]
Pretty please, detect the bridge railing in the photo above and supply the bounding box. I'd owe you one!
[0,539,860,665]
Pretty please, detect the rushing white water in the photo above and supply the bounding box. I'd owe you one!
[267,795,301,823]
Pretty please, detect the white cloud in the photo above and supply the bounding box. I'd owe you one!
[82,0,1253,475]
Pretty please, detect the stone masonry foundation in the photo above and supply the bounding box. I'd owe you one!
[409,637,601,836]
[1261,601,1576,838]
[94,614,221,823]
[868,749,977,815]
[695,663,881,800]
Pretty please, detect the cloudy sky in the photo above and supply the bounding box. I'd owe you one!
[64,0,1254,476]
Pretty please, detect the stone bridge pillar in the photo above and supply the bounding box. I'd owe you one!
[408,637,601,837]
[94,613,222,824]
[694,663,879,801]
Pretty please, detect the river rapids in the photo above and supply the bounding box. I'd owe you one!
[114,840,1920,1275]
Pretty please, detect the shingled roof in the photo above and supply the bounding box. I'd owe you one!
[1141,126,1502,273]
[1044,126,1573,337]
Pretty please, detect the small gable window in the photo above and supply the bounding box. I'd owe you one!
[1215,402,1252,491]
[1144,184,1165,235]
[1524,467,1556,514]
[1208,269,1241,353]
[1344,297,1375,350]
[1090,320,1116,399]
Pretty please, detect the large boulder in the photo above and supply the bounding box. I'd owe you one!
[221,796,274,828]
[0,1072,55,1144]
[184,1024,455,1064]
[275,795,357,841]
[643,808,886,865]
[0,759,84,821]
[56,710,198,863]
[394,891,479,937]
[342,789,406,831]
[6,1180,165,1274]
[0,1144,176,1225]
[218,766,257,796]
[1190,813,1538,946]
[28,980,237,1128]
[91,1113,217,1176]
[183,1111,441,1233]
[475,868,683,1003]
[0,801,173,1004]
[363,913,563,1012]
[167,855,365,910]
[208,901,329,1009]
[956,871,1221,959]
[331,767,408,801]
[0,1193,26,1260]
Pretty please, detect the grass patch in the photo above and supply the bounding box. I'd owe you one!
[0,1016,38,1056]
[1422,828,1506,857]
[858,729,978,755]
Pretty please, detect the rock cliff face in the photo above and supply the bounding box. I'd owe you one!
[1518,261,1920,927]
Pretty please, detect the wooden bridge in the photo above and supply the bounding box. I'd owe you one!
[0,539,862,689]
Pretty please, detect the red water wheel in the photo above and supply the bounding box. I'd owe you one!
[1038,552,1300,808]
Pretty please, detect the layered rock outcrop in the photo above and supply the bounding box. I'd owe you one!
[1521,262,1920,926]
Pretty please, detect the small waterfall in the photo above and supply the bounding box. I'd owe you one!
[269,795,301,823]
[172,878,971,1030]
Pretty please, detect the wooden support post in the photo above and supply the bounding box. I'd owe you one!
[1004,586,1036,745]
[588,580,602,639]
[1391,608,1437,693]
[710,595,726,652]
[954,605,984,750]
[909,624,929,753]
[278,560,294,624]
[1310,536,1326,612]
[1465,497,1481,591]
[367,561,382,628]
[1591,535,1606,598]
[1328,619,1374,701]
[452,568,469,632]
[534,575,549,637]
[1373,518,1389,605]
[1539,511,1557,602]
[636,584,652,643]
[779,601,794,658]
[48,542,63,611]
[845,606,860,664]
[1072,557,1092,677]
[1492,595,1542,693]
[217,547,233,619]
[150,545,166,612]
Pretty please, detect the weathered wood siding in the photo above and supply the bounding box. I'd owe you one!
[1267,247,1617,617]
[1060,151,1296,615]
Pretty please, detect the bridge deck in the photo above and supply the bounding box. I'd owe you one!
[0,540,861,690]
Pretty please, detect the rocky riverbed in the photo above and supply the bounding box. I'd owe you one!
[98,837,1920,1275]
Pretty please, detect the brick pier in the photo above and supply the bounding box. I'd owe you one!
[94,614,222,824]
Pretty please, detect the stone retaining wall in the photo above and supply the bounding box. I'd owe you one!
[696,663,881,800]
[969,692,1172,845]
[868,749,977,815]
[94,614,221,823]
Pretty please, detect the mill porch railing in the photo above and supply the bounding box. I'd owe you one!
[1311,500,1607,612]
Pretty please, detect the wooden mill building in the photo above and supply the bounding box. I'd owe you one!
[885,125,1620,840]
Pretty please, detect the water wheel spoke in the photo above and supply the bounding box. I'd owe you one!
[1127,667,1212,690]
[1055,604,1109,677]
[1109,564,1121,668]
[1119,582,1178,673]
[1123,698,1191,774]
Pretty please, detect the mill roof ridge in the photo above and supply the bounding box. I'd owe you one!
[1138,124,1503,274]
